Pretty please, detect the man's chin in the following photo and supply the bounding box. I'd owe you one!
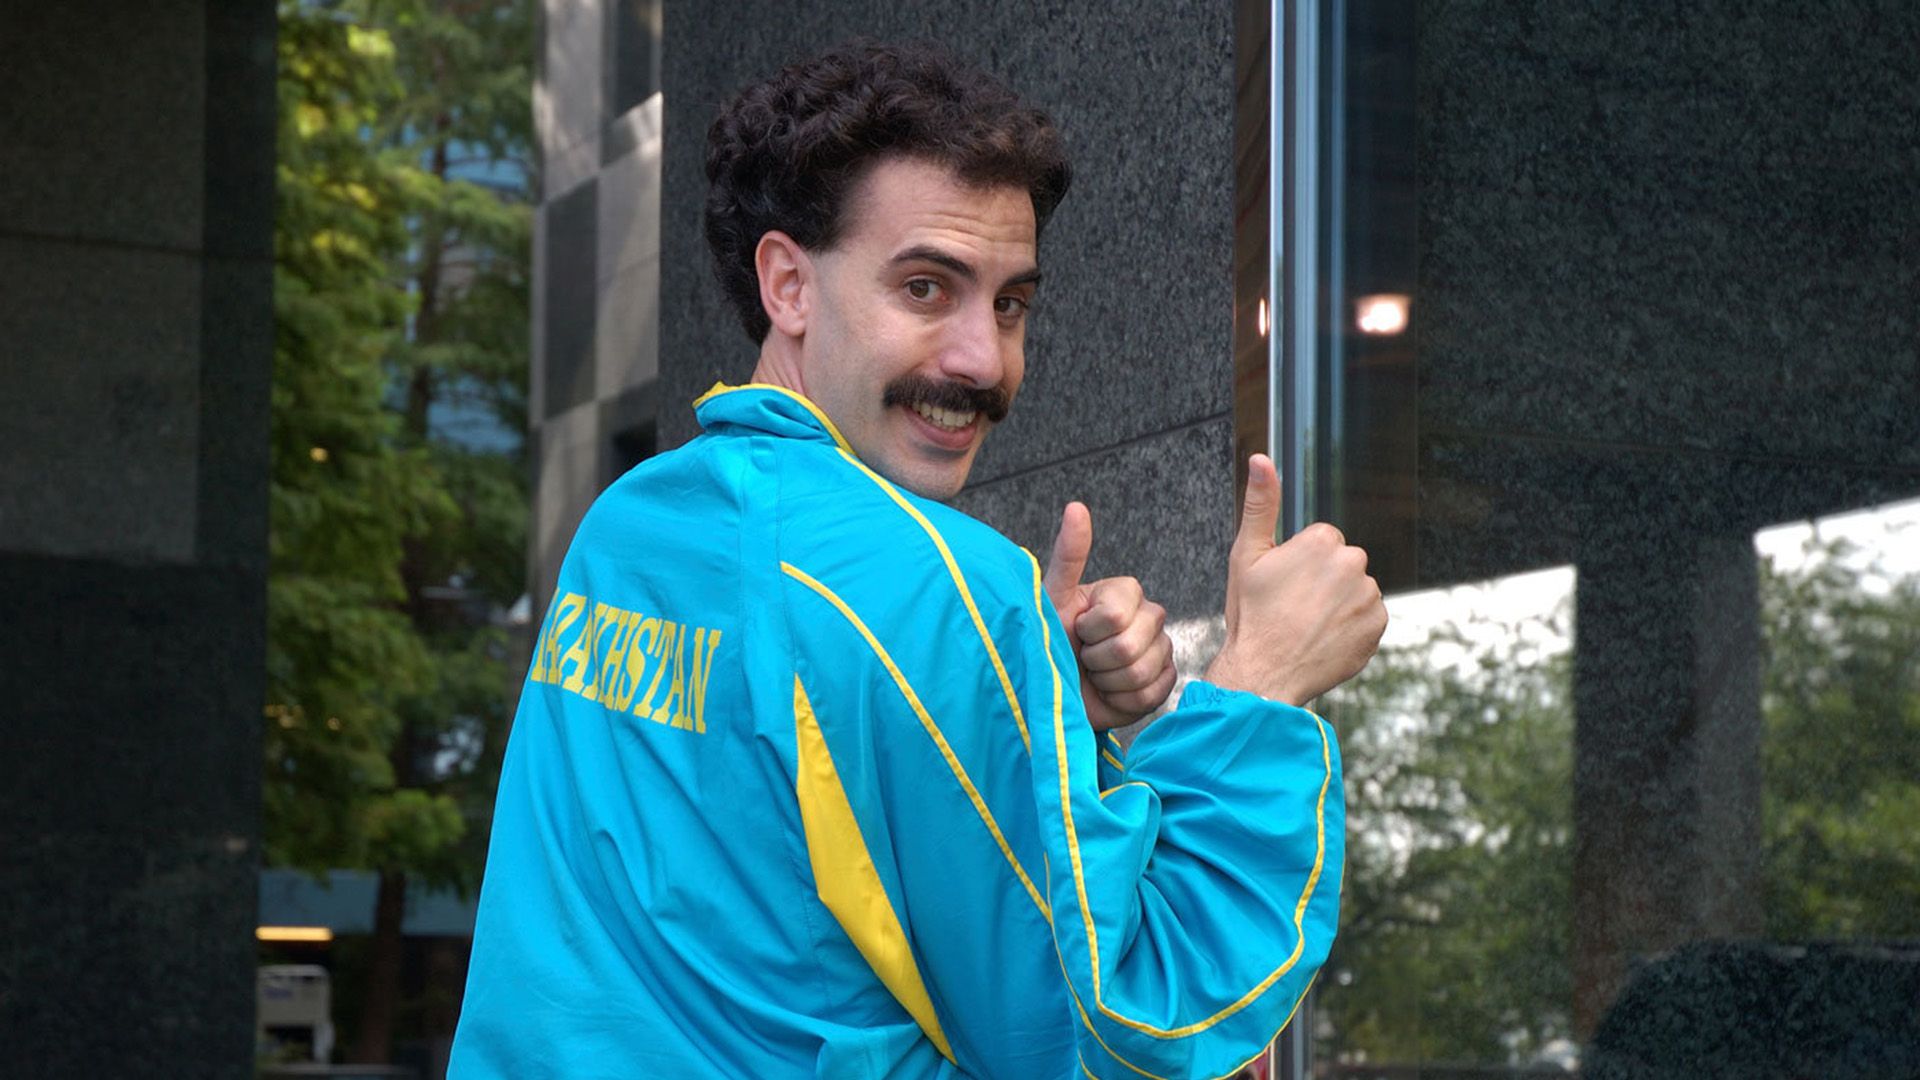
[889,469,968,503]
[874,454,972,503]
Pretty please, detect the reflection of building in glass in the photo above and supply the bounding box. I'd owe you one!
[1231,1,1920,1073]
[1303,501,1920,1071]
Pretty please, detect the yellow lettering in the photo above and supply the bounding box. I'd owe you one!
[527,597,559,684]
[598,609,641,710]
[577,602,622,702]
[528,601,557,683]
[622,616,657,715]
[539,593,586,684]
[687,628,723,734]
[661,622,688,729]
[542,598,720,736]
[633,618,670,720]
[558,603,601,694]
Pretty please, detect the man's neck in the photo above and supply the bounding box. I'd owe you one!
[748,337,806,396]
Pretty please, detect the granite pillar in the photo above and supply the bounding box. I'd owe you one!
[0,3,276,1076]
[660,0,1243,618]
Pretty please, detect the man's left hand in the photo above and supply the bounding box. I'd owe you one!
[1043,502,1178,732]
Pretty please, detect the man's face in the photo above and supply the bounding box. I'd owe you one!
[798,157,1040,500]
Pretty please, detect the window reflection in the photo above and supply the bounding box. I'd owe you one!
[1310,500,1920,1076]
[1318,568,1578,1073]
[1234,0,1920,1072]
[1757,498,1920,945]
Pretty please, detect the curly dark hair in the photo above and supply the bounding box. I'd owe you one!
[704,40,1073,344]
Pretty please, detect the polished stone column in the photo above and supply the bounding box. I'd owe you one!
[0,3,276,1075]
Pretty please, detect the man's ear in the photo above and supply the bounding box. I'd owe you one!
[755,230,812,339]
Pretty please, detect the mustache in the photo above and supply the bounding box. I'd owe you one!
[882,375,1012,424]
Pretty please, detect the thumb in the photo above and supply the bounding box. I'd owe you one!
[1044,501,1093,604]
[1232,454,1281,565]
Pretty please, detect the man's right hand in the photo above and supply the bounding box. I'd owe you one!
[1204,454,1387,707]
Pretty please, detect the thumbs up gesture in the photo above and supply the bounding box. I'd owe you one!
[1044,502,1178,731]
[1205,454,1387,706]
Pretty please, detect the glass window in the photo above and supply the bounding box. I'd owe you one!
[1235,2,1920,1074]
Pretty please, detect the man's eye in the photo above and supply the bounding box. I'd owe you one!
[906,279,941,302]
[995,295,1030,317]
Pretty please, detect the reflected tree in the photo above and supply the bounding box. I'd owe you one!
[1761,538,1920,942]
[1316,603,1575,1066]
[1315,533,1920,1068]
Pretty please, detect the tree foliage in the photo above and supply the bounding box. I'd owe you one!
[1318,534,1920,1066]
[267,0,531,896]
[1760,539,1920,941]
[1318,603,1576,1065]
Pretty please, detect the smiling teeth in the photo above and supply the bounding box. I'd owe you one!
[912,401,977,430]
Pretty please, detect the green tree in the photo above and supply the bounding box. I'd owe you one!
[268,0,532,1061]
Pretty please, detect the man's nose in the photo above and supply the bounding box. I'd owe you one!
[940,300,1006,388]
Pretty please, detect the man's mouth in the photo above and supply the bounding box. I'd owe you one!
[883,375,1010,426]
[883,375,1008,452]
[909,400,979,432]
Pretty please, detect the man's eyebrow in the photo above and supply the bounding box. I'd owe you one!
[891,245,1043,290]
[1002,266,1044,290]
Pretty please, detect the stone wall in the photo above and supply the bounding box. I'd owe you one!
[658,0,1245,624]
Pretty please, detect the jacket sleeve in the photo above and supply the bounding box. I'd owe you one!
[779,542,1343,1079]
[1097,729,1130,791]
[1013,551,1345,1079]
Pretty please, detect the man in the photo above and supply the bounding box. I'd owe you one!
[451,41,1386,1079]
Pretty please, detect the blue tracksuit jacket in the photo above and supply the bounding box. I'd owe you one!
[449,383,1344,1079]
